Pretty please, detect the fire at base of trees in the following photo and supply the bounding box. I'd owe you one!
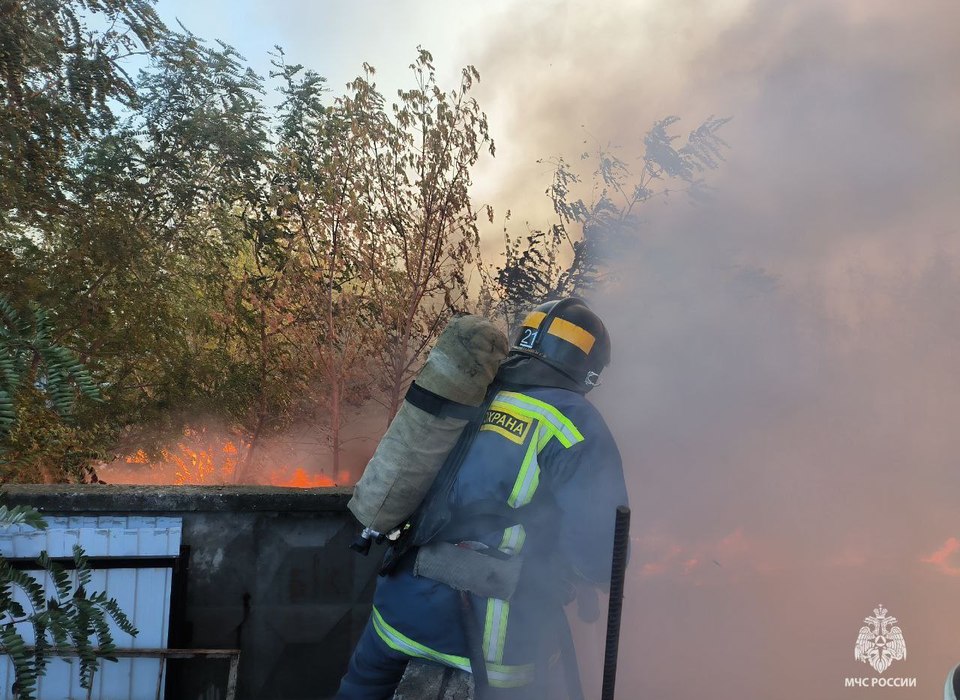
[0,0,728,484]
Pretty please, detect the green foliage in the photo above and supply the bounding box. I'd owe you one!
[0,295,102,477]
[0,506,47,531]
[352,48,495,416]
[2,8,276,478]
[1,0,728,479]
[0,0,165,226]
[0,507,138,699]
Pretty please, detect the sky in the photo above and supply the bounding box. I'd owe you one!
[148,1,960,697]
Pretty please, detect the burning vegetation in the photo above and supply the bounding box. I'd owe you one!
[99,427,351,488]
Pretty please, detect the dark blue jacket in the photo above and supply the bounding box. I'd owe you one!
[371,386,628,688]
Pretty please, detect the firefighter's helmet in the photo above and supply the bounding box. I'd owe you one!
[509,297,611,389]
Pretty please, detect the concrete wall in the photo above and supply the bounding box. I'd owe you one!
[2,485,382,700]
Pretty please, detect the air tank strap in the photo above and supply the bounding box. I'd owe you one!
[404,382,484,421]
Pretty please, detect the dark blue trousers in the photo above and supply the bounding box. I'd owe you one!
[334,618,411,700]
[335,612,555,700]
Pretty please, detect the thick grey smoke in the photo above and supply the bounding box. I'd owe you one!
[472,0,960,696]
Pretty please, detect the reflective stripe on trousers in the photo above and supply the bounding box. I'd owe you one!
[371,606,535,688]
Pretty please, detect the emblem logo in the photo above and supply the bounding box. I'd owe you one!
[854,605,906,674]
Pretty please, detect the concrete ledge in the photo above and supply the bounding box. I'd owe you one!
[394,660,473,700]
[0,484,354,513]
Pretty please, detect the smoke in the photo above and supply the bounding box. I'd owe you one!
[123,0,959,692]
[469,0,960,696]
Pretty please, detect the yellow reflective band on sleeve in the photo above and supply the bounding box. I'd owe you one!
[495,391,584,448]
[372,606,534,687]
[484,599,494,657]
[483,598,510,664]
[507,427,542,508]
[499,525,526,555]
[547,316,596,354]
[536,423,553,453]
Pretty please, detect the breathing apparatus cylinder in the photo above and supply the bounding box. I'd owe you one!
[347,314,508,534]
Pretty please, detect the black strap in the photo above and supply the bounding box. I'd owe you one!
[404,382,483,421]
[459,591,490,697]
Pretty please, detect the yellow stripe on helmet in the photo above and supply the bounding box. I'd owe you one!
[522,311,546,329]
[547,317,596,354]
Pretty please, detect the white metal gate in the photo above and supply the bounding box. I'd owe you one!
[0,515,182,700]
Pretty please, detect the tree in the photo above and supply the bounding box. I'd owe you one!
[58,29,269,430]
[234,49,496,472]
[486,116,730,327]
[351,49,495,417]
[225,53,328,479]
[0,0,165,227]
[2,24,273,478]
[248,56,380,476]
[1,11,653,483]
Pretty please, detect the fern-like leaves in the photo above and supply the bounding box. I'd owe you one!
[0,506,48,531]
[0,295,102,457]
[0,512,138,699]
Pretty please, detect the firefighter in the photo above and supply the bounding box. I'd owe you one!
[336,297,629,699]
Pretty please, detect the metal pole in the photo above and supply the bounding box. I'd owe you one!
[601,505,630,700]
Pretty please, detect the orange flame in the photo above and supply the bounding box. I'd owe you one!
[110,427,349,488]
[271,467,337,488]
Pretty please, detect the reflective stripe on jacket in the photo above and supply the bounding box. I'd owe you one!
[372,386,628,684]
